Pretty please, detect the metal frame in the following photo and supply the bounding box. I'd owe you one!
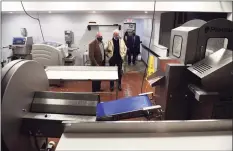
[63,119,232,133]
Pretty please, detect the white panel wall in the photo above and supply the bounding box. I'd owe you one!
[1,13,151,64]
[135,19,144,41]
[2,2,232,13]
[142,18,152,48]
[141,12,162,48]
[141,12,167,67]
[224,13,233,48]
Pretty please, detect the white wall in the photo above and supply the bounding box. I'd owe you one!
[1,12,151,64]
[142,12,162,48]
[135,19,144,40]
[2,2,232,13]
[141,12,168,65]
[224,12,232,48]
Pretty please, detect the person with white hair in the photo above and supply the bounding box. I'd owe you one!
[106,29,127,91]
[89,32,105,92]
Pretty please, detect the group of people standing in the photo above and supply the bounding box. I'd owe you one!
[89,30,140,93]
[124,31,141,65]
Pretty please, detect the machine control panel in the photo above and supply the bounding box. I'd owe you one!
[13,37,26,45]
[11,37,33,57]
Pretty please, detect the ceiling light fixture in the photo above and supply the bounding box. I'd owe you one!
[9,12,13,14]
[145,11,148,14]
[49,11,52,13]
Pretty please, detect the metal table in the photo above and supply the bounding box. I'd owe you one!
[57,131,231,150]
[45,66,119,99]
[56,120,232,151]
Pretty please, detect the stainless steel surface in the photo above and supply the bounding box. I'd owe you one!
[45,66,118,71]
[45,66,119,98]
[147,70,165,87]
[188,84,219,101]
[23,112,96,122]
[56,131,232,151]
[182,19,207,27]
[1,59,23,82]
[63,120,232,133]
[1,60,49,151]
[31,99,97,115]
[188,48,233,92]
[45,66,118,80]
[31,91,99,115]
[22,113,96,138]
[64,56,76,66]
[169,24,200,64]
[12,37,33,55]
[64,56,76,62]
[151,19,233,121]
[169,19,233,65]
[34,91,100,100]
[196,18,233,62]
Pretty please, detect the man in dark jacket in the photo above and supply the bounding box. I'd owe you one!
[127,31,140,65]
[89,32,105,92]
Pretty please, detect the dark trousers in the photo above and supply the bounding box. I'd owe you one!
[109,58,122,88]
[92,81,101,92]
[127,48,137,64]
[92,60,105,92]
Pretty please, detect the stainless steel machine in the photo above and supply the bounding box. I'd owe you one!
[2,18,232,151]
[11,37,33,60]
[1,60,232,151]
[1,60,162,151]
[148,18,233,120]
[64,30,76,65]
[1,60,99,151]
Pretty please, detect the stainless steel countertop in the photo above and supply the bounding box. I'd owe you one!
[45,66,118,80]
[56,131,232,150]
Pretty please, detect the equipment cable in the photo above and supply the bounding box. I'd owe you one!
[140,0,156,93]
[21,1,45,41]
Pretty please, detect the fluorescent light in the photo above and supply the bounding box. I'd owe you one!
[145,11,148,14]
[48,11,52,13]
[92,11,96,13]
[9,12,13,14]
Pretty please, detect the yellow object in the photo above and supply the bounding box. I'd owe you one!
[147,55,155,78]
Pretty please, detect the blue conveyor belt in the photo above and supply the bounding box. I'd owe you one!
[97,95,152,119]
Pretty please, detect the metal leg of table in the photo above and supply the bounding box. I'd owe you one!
[116,80,118,99]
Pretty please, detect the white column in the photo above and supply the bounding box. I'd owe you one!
[152,12,162,46]
[224,11,232,48]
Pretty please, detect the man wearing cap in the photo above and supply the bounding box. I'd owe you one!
[106,30,127,91]
[89,32,105,92]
